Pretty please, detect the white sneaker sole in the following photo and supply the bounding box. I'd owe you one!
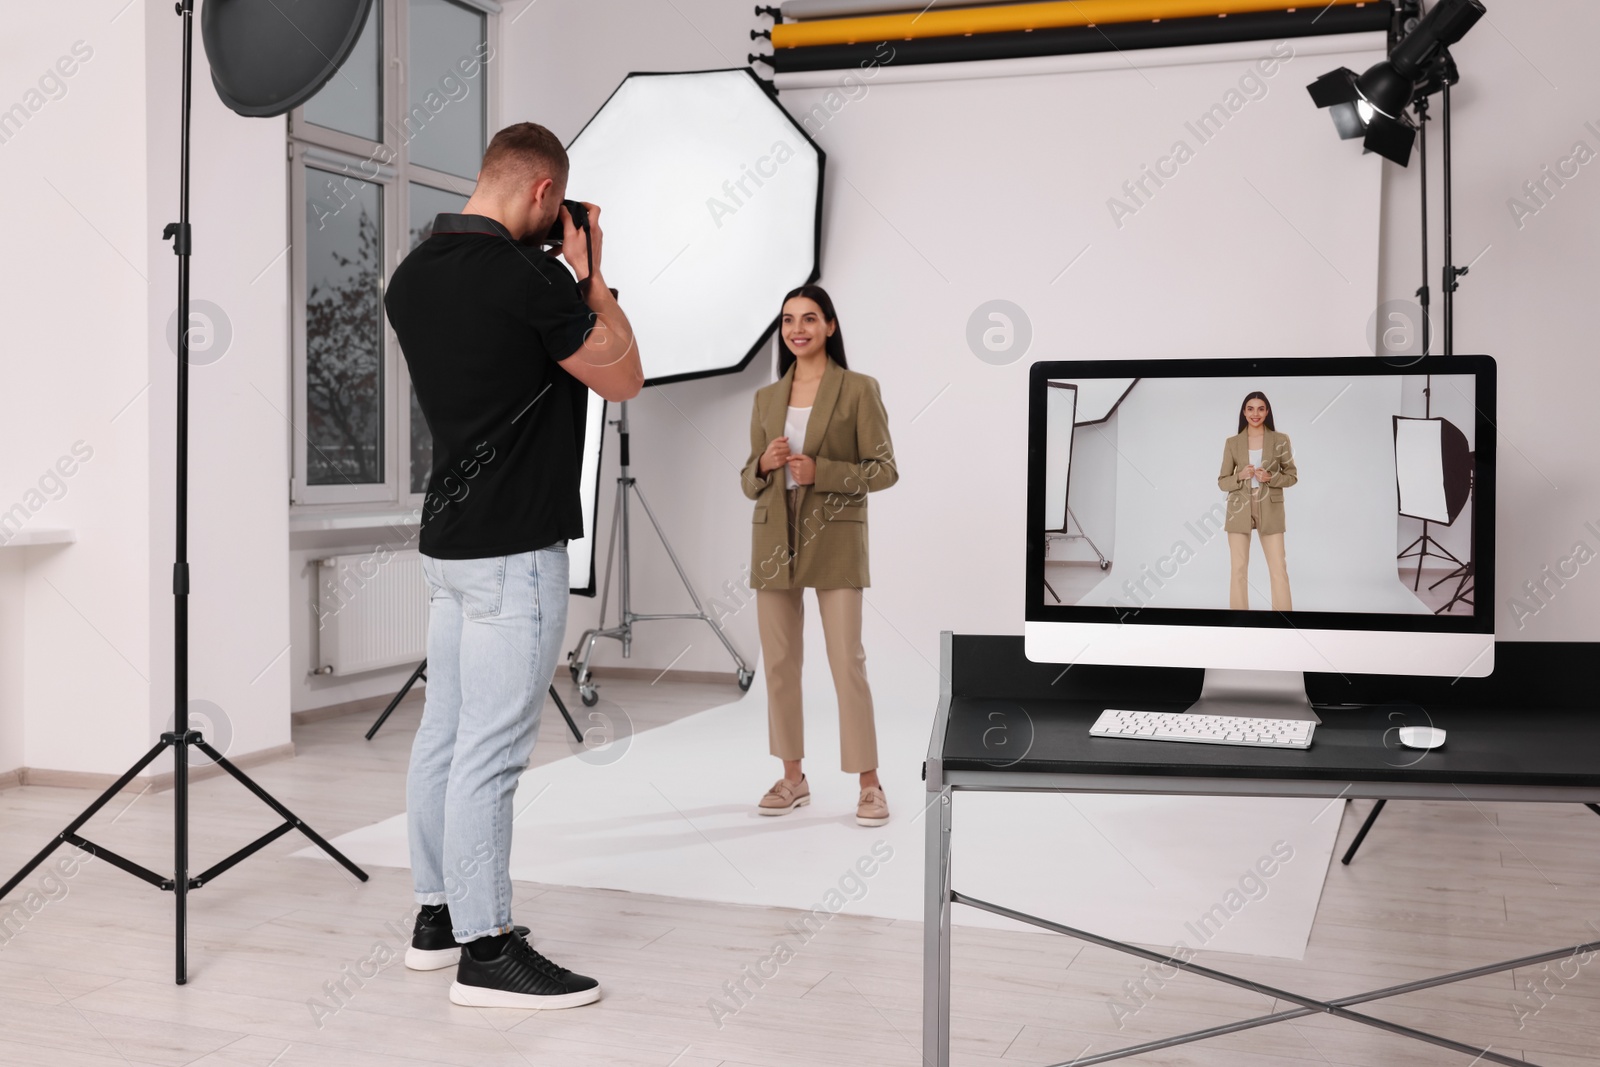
[757,794,810,816]
[406,946,461,971]
[449,981,601,1010]
[856,813,889,827]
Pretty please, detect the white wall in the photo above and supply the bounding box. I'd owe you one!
[772,38,1387,710]
[1,3,153,776]
[0,553,25,772]
[505,5,1385,714]
[0,0,291,777]
[142,4,294,768]
[502,0,1600,676]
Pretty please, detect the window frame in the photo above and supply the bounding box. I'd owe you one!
[287,0,499,512]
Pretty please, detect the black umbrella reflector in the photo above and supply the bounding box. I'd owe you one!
[202,0,375,118]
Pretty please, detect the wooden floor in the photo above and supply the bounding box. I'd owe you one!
[1,676,1597,1067]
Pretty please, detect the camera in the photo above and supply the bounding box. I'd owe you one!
[532,198,613,297]
[541,199,590,248]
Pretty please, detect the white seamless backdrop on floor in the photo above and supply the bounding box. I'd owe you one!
[307,666,1347,959]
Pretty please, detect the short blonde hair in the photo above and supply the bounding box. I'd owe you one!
[479,122,568,189]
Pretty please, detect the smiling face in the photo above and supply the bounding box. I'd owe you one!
[781,296,835,359]
[1243,397,1270,429]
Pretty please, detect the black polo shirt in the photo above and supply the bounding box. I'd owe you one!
[385,213,595,560]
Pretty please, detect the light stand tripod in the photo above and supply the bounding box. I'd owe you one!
[1395,384,1468,590]
[0,1,367,984]
[1393,89,1467,592]
[1435,67,1474,610]
[1392,61,1477,611]
[567,401,754,706]
[1428,466,1475,614]
[1350,52,1517,864]
[1043,507,1110,603]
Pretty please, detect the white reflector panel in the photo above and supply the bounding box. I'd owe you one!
[1395,417,1449,523]
[1044,383,1077,530]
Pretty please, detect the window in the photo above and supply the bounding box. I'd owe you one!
[289,0,496,508]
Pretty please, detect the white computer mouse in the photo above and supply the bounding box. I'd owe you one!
[1397,726,1447,750]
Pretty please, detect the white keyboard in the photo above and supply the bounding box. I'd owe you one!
[1090,708,1315,750]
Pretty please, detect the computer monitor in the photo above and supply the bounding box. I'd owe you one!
[1025,356,1496,720]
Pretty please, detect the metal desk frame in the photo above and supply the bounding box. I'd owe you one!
[921,632,1600,1067]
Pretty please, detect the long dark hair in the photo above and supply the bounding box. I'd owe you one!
[1237,391,1276,432]
[776,284,848,380]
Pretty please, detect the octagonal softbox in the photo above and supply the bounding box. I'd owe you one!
[565,69,825,385]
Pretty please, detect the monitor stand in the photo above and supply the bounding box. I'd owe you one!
[1186,668,1321,724]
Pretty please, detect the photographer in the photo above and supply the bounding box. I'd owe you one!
[383,122,642,1010]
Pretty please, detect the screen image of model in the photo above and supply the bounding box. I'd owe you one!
[1041,374,1478,615]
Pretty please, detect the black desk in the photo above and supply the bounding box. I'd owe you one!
[921,634,1600,1067]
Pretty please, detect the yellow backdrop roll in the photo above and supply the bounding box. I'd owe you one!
[773,0,1375,49]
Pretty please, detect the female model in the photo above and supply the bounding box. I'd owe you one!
[739,285,899,826]
[1217,391,1297,610]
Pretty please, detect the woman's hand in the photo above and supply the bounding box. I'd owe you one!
[760,437,792,474]
[786,454,816,486]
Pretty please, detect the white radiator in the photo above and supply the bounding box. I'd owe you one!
[316,548,429,675]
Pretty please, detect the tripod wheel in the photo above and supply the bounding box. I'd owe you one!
[580,685,600,707]
[738,668,754,692]
[1099,560,1110,571]
[568,663,582,685]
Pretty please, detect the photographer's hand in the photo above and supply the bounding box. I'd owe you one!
[561,202,603,283]
[557,200,643,401]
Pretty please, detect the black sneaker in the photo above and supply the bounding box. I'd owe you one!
[449,935,601,1009]
[406,906,532,971]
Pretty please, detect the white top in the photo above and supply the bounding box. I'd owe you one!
[784,405,812,490]
[1248,446,1263,488]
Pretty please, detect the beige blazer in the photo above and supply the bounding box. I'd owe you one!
[740,357,898,590]
[1217,429,1297,535]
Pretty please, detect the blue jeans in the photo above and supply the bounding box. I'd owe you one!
[408,544,569,942]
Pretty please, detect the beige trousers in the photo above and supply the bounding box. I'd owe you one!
[754,486,879,773]
[756,587,879,772]
[1229,487,1292,611]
